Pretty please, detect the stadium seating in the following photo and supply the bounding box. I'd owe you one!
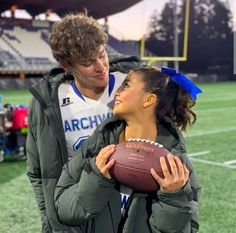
[0,18,140,76]
[0,19,57,74]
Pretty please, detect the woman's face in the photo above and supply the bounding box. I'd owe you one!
[113,72,149,118]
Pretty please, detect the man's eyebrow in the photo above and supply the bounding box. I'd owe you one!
[79,48,105,64]
[79,59,91,64]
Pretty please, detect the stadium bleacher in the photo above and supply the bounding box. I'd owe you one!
[0,18,57,74]
[0,17,140,79]
[108,35,139,57]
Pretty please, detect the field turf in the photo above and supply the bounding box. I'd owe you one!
[0,82,236,233]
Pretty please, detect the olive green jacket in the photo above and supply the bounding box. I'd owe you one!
[26,55,147,233]
[55,116,201,233]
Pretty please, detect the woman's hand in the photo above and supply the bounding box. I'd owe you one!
[150,153,189,192]
[95,144,116,179]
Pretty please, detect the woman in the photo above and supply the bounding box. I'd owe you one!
[54,66,202,233]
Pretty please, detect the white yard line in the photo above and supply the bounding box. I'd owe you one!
[188,151,236,169]
[188,151,210,157]
[200,97,236,102]
[190,157,236,169]
[185,128,236,138]
[198,107,236,113]
[224,160,236,165]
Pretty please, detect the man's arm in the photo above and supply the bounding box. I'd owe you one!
[108,53,147,73]
[26,99,51,233]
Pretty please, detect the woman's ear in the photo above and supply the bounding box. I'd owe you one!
[143,94,157,108]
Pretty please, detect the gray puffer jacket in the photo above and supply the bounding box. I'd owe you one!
[26,55,147,233]
[55,116,201,233]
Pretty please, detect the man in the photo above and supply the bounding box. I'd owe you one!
[26,13,145,233]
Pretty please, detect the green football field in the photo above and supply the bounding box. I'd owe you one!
[0,82,236,233]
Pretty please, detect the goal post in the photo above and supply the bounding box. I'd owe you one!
[140,0,190,64]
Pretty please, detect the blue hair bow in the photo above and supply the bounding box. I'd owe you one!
[161,66,202,100]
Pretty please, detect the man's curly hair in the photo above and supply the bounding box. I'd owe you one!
[49,13,108,67]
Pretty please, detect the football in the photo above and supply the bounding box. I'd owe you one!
[109,139,170,192]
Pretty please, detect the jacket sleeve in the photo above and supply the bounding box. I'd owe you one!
[54,131,116,226]
[26,99,51,233]
[108,52,148,73]
[149,152,201,233]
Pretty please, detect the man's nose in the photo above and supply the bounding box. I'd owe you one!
[95,58,105,72]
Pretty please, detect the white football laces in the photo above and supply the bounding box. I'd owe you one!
[127,138,164,148]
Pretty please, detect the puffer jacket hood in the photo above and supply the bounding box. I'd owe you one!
[29,68,71,109]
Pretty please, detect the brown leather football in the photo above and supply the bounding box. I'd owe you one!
[109,139,170,192]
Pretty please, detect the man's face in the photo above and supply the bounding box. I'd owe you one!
[70,45,109,91]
